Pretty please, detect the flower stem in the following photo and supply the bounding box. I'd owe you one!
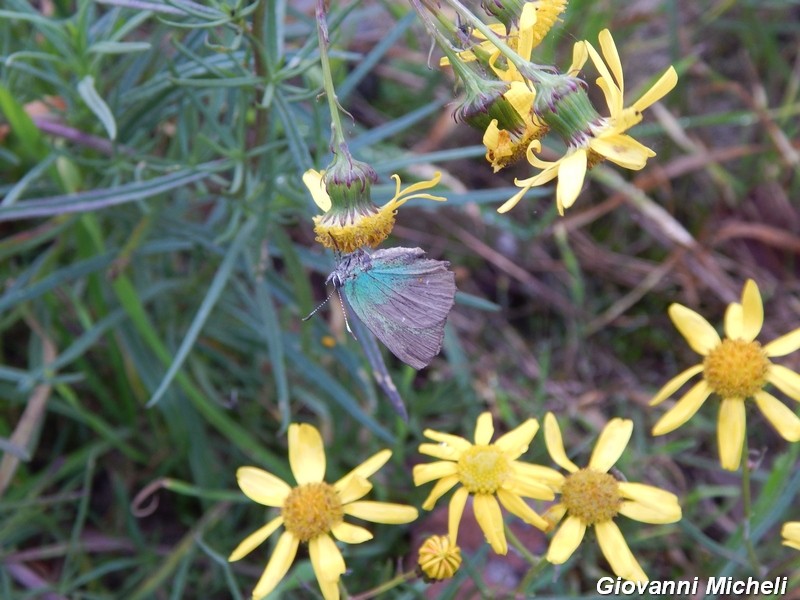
[504,523,538,566]
[315,0,347,149]
[349,570,417,600]
[438,0,555,85]
[740,438,763,574]
[410,0,485,94]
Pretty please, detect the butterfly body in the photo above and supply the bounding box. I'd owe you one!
[328,247,456,369]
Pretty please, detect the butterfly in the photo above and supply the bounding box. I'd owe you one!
[327,247,457,370]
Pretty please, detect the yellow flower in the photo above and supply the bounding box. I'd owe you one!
[500,29,678,215]
[543,413,681,582]
[783,522,800,551]
[651,279,800,471]
[305,169,445,254]
[413,412,562,555]
[417,534,462,580]
[229,424,418,600]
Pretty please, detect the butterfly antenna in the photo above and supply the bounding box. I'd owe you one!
[302,289,335,321]
[335,288,357,339]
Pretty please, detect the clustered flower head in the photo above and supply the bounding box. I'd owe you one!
[650,279,800,470]
[436,0,676,215]
[542,413,681,582]
[305,145,445,255]
[229,423,417,600]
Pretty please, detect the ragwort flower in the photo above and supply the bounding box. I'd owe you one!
[305,151,445,254]
[651,279,800,471]
[543,413,681,582]
[413,412,562,555]
[783,522,800,551]
[500,29,678,214]
[229,423,418,600]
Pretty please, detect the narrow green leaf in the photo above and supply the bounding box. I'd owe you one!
[77,75,117,140]
[88,41,152,54]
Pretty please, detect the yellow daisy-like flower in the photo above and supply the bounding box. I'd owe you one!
[543,413,681,582]
[500,29,678,215]
[304,169,445,254]
[783,522,800,551]
[413,412,562,555]
[651,279,800,471]
[417,534,462,580]
[229,423,418,600]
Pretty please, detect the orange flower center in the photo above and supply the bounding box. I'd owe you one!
[560,469,621,525]
[703,339,770,399]
[281,482,343,542]
[456,445,510,494]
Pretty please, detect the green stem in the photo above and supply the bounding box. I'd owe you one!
[740,438,763,573]
[504,523,538,566]
[315,0,346,148]
[348,570,417,600]
[438,0,556,86]
[250,0,270,163]
[410,0,485,94]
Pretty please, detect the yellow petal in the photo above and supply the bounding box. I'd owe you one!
[543,502,567,532]
[330,521,373,544]
[590,134,653,170]
[422,429,472,453]
[668,303,721,355]
[652,380,712,435]
[506,81,536,117]
[303,169,330,212]
[503,475,557,501]
[496,488,548,530]
[739,279,764,342]
[586,40,621,114]
[448,486,469,544]
[229,516,283,562]
[511,461,566,490]
[417,443,461,461]
[767,364,800,402]
[335,474,372,504]
[421,475,459,510]
[252,531,300,600]
[498,181,533,213]
[309,533,346,584]
[718,398,746,471]
[344,501,418,524]
[568,41,589,76]
[765,328,800,357]
[546,515,586,564]
[413,461,459,486]
[598,30,624,96]
[618,483,681,524]
[474,412,495,445]
[588,418,632,473]
[783,522,800,550]
[544,412,579,473]
[556,150,587,213]
[516,1,537,60]
[334,449,391,491]
[389,172,446,207]
[632,66,678,112]
[649,364,704,406]
[494,418,539,459]
[473,493,507,554]
[754,391,800,442]
[724,303,744,340]
[288,423,326,484]
[236,467,291,507]
[595,520,648,582]
[316,578,340,600]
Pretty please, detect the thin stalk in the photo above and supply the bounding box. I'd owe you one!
[740,438,763,573]
[349,570,417,600]
[315,0,347,149]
